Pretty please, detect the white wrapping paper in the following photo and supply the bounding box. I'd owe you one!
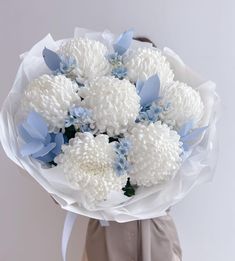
[0,28,219,222]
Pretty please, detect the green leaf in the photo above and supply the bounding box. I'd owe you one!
[64,125,77,141]
[122,177,136,197]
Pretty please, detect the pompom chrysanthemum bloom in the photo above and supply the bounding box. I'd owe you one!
[21,74,80,131]
[160,81,204,128]
[59,38,111,82]
[81,76,140,136]
[124,47,174,87]
[55,133,126,203]
[126,122,182,186]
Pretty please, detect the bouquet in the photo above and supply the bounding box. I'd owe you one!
[0,28,219,223]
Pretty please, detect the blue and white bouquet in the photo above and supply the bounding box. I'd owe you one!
[0,28,219,222]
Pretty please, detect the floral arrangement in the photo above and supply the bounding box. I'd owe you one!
[0,28,219,222]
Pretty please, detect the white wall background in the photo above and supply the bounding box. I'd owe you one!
[0,0,234,260]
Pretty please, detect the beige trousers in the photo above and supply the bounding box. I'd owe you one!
[85,213,182,261]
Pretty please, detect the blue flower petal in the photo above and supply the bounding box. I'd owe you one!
[139,74,161,107]
[43,47,62,72]
[21,122,43,141]
[113,29,134,56]
[20,141,44,157]
[18,124,34,143]
[178,120,194,137]
[32,142,56,158]
[36,152,55,163]
[49,133,56,141]
[44,133,52,145]
[136,80,144,94]
[182,143,190,151]
[52,133,64,155]
[27,111,48,138]
[19,112,64,163]
[181,126,208,150]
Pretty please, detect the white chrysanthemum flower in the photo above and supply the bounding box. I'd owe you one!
[81,76,140,136]
[59,38,111,82]
[160,81,204,128]
[55,133,126,203]
[21,74,80,131]
[127,122,182,186]
[124,47,174,87]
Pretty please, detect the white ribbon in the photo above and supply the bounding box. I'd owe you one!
[62,211,78,261]
[99,219,110,226]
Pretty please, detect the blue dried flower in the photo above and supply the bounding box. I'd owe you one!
[59,55,77,74]
[107,53,123,66]
[136,102,164,123]
[65,106,93,132]
[107,33,132,80]
[43,47,77,76]
[18,111,64,163]
[111,66,127,79]
[79,124,93,133]
[113,138,131,176]
[70,106,91,119]
[178,120,208,151]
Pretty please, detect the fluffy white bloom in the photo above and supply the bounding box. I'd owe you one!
[81,76,140,136]
[55,133,126,203]
[59,38,111,82]
[124,47,174,87]
[21,74,80,131]
[160,81,204,128]
[127,122,182,186]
